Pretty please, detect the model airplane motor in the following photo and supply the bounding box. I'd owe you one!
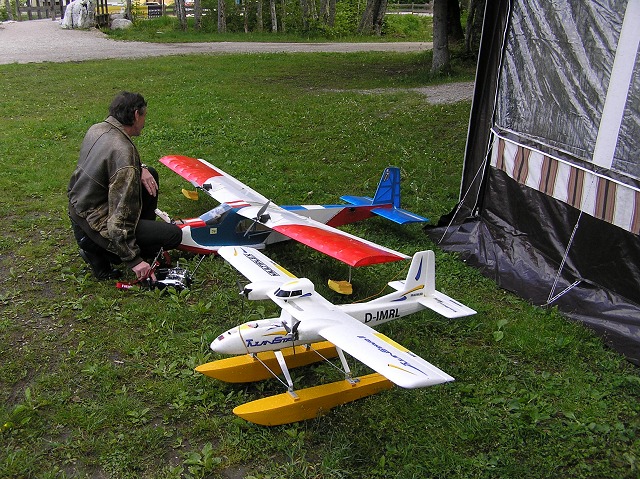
[146,265,193,291]
[116,250,204,292]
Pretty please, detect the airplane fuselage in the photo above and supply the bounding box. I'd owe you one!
[177,203,380,255]
[211,298,424,355]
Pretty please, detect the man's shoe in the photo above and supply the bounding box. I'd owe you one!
[79,249,122,280]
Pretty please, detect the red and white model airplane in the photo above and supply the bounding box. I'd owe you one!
[158,155,428,268]
[196,246,476,425]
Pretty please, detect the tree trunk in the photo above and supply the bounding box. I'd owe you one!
[256,0,263,31]
[328,0,335,27]
[243,0,248,32]
[447,0,463,42]
[270,0,277,32]
[431,0,450,73]
[125,0,132,20]
[4,0,13,20]
[280,0,286,32]
[359,0,387,35]
[174,0,188,30]
[194,0,202,30]
[218,0,227,32]
[309,0,317,22]
[320,0,335,26]
[320,0,329,25]
[465,0,485,54]
[299,0,309,29]
[372,0,387,35]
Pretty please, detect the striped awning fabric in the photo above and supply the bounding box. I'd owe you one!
[491,134,640,236]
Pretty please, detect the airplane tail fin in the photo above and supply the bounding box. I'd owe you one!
[386,250,434,297]
[340,167,428,225]
[384,250,476,319]
[372,166,401,207]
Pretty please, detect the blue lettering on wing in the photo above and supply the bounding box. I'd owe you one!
[357,335,427,376]
[243,251,280,277]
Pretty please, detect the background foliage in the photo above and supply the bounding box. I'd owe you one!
[107,9,434,40]
[0,52,638,478]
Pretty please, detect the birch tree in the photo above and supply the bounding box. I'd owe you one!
[175,0,188,30]
[270,0,278,32]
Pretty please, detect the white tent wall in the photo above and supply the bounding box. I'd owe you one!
[426,0,640,363]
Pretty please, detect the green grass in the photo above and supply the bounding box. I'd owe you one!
[1,52,638,479]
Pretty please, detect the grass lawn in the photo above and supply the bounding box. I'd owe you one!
[1,51,638,479]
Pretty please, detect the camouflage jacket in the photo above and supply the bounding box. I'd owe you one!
[68,116,143,267]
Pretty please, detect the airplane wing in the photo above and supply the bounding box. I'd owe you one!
[218,246,296,284]
[287,304,454,389]
[159,155,269,206]
[235,204,409,267]
[161,155,409,267]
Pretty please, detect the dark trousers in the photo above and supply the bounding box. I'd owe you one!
[70,167,182,264]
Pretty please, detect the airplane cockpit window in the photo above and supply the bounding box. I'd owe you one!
[275,288,303,298]
[200,203,232,225]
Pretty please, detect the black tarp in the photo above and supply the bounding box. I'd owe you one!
[426,0,640,364]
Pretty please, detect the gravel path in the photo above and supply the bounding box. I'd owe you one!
[0,18,433,64]
[0,19,474,102]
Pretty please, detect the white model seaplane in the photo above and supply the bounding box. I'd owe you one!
[158,155,428,269]
[196,246,476,426]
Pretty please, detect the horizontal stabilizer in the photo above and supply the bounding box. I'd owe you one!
[388,260,476,319]
[340,194,374,206]
[419,292,477,319]
[371,207,429,224]
[339,167,427,224]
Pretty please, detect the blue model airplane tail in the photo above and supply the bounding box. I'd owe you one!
[340,167,429,225]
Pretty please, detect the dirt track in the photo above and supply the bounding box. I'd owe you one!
[0,18,433,64]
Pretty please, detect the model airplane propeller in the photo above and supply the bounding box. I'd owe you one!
[158,155,428,269]
[243,200,271,237]
[196,246,476,426]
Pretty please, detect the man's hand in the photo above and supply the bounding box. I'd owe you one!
[132,261,156,282]
[141,168,158,197]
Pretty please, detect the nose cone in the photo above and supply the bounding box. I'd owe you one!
[210,328,246,355]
